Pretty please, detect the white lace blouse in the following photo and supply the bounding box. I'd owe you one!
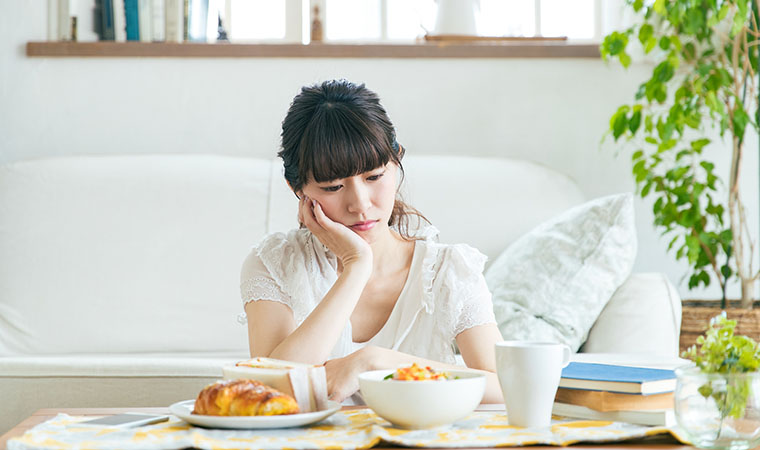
[238,226,497,365]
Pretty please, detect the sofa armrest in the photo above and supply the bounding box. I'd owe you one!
[580,272,682,356]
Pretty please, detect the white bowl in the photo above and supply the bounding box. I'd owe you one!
[358,368,486,429]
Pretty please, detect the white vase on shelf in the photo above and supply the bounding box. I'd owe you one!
[432,0,479,36]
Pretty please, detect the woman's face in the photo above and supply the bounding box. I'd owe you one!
[301,163,398,242]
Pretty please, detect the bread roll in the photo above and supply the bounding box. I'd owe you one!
[193,379,300,416]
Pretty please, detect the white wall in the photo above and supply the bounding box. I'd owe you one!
[2,1,758,301]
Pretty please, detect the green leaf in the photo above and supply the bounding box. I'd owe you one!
[685,7,706,35]
[721,264,732,279]
[683,42,697,60]
[601,31,629,60]
[629,110,642,134]
[658,139,677,152]
[667,235,679,251]
[653,197,664,214]
[717,3,730,21]
[659,36,671,51]
[676,149,690,161]
[731,6,748,36]
[699,270,711,286]
[691,138,711,152]
[670,35,682,52]
[645,115,654,132]
[688,273,701,289]
[645,36,657,53]
[632,159,648,182]
[619,52,632,68]
[705,91,721,113]
[653,0,666,15]
[638,23,654,46]
[635,83,647,100]
[733,108,750,138]
[720,229,733,250]
[641,181,653,196]
[685,233,701,261]
[655,85,667,103]
[654,61,675,83]
[613,112,628,140]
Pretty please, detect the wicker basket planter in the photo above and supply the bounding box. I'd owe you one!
[680,300,760,353]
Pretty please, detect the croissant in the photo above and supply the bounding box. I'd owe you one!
[193,379,300,416]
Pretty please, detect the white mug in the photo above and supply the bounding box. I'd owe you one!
[495,341,571,428]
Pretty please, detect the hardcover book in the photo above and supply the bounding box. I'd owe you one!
[138,0,153,42]
[100,0,115,40]
[124,0,139,40]
[113,0,127,41]
[552,402,676,427]
[165,0,183,42]
[151,0,166,41]
[187,0,208,42]
[57,0,71,41]
[559,362,676,395]
[554,387,674,412]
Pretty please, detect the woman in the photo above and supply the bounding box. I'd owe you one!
[240,79,504,403]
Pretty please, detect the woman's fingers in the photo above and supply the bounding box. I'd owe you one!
[298,196,307,227]
[300,196,320,231]
[324,357,359,403]
[312,199,337,230]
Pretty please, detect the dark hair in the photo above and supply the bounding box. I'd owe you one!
[279,80,428,239]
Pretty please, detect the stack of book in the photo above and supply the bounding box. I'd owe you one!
[552,362,677,426]
[49,0,220,43]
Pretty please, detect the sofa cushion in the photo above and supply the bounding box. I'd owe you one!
[485,193,637,351]
[582,273,682,355]
[0,155,264,355]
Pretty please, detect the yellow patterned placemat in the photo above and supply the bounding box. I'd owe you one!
[8,409,688,450]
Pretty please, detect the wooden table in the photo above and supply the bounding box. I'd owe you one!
[1,406,695,450]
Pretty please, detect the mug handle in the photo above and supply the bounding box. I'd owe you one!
[561,344,571,368]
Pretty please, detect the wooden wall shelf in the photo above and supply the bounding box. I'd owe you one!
[26,41,600,58]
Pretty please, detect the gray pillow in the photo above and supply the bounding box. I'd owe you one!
[485,193,637,351]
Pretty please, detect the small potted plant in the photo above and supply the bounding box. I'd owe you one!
[676,313,760,449]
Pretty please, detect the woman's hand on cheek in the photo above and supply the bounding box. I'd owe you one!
[300,195,372,274]
[323,347,374,403]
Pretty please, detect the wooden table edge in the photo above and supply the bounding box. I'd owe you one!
[2,406,694,450]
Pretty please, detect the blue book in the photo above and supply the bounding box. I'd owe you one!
[124,0,139,41]
[559,362,677,395]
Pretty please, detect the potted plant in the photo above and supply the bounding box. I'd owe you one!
[676,314,760,449]
[600,0,760,349]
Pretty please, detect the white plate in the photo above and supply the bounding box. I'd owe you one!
[169,400,341,429]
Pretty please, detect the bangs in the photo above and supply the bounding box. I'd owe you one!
[297,102,396,184]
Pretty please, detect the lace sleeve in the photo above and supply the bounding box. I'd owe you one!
[453,274,497,336]
[237,247,294,325]
[434,244,497,337]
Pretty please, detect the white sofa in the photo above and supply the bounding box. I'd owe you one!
[0,154,682,433]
